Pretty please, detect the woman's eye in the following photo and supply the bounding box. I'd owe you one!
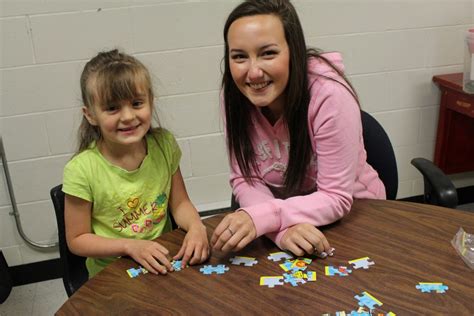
[262,50,277,57]
[231,54,247,62]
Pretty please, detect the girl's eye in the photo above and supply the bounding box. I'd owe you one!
[105,105,119,112]
[132,100,144,107]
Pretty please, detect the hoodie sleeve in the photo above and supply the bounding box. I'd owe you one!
[241,80,360,248]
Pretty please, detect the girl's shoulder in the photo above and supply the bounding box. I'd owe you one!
[66,145,99,168]
[147,127,179,150]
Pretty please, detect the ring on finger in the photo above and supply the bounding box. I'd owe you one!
[227,227,234,236]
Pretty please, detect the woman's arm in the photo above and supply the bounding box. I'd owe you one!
[242,84,360,239]
[65,194,172,274]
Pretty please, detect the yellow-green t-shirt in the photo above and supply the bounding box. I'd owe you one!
[62,129,181,277]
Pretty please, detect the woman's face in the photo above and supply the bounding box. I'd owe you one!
[227,14,290,117]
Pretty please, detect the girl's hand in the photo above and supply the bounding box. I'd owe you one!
[173,223,209,267]
[210,210,257,252]
[280,223,332,257]
[124,239,172,275]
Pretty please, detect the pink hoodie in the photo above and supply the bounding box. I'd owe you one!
[226,52,386,248]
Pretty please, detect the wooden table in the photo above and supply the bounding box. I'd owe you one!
[433,73,474,174]
[56,200,474,315]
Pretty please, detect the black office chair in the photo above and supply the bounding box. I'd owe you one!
[50,184,88,297]
[231,110,398,210]
[51,184,179,297]
[0,250,12,303]
[361,111,398,200]
[410,158,458,208]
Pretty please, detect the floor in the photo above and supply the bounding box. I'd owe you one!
[0,278,67,316]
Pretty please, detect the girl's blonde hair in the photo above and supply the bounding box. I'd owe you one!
[77,49,156,153]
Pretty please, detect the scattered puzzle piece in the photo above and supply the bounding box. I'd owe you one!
[291,258,312,271]
[306,271,317,281]
[282,273,307,287]
[171,260,187,271]
[354,291,383,310]
[126,266,148,278]
[416,282,449,293]
[267,251,293,262]
[348,310,370,316]
[199,264,229,275]
[349,257,375,270]
[279,260,294,272]
[229,256,258,266]
[260,276,284,288]
[325,266,352,276]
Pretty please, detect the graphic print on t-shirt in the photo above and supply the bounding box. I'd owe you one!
[112,193,168,234]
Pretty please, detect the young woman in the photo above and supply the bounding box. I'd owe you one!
[211,0,385,257]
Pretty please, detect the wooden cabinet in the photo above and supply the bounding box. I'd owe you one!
[433,73,474,174]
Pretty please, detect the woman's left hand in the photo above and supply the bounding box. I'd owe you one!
[173,223,209,267]
[280,223,332,257]
[210,210,257,252]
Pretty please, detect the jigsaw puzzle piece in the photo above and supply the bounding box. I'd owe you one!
[348,257,375,270]
[260,276,284,288]
[354,291,383,310]
[267,252,293,262]
[416,282,449,293]
[229,256,258,266]
[199,264,229,275]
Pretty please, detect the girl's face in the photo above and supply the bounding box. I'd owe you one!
[84,88,152,150]
[227,14,290,117]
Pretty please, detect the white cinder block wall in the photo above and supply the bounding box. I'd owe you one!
[0,0,473,267]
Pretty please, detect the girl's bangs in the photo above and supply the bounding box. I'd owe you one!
[94,64,150,107]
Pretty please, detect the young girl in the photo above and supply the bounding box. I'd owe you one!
[211,0,385,256]
[63,49,209,277]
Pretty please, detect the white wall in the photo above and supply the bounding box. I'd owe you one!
[0,0,473,267]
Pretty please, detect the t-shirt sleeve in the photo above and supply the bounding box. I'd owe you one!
[62,157,93,202]
[161,129,182,174]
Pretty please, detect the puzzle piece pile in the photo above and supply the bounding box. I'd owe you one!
[323,291,396,316]
[325,257,375,277]
[260,252,317,288]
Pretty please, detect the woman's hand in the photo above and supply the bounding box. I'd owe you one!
[173,223,209,267]
[280,223,332,257]
[124,239,172,275]
[210,210,257,252]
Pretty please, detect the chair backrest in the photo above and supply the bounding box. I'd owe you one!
[361,111,398,200]
[50,184,88,297]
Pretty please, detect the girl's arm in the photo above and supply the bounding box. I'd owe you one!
[168,168,209,267]
[65,194,172,274]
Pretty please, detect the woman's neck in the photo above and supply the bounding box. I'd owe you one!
[261,106,283,126]
[98,138,147,171]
